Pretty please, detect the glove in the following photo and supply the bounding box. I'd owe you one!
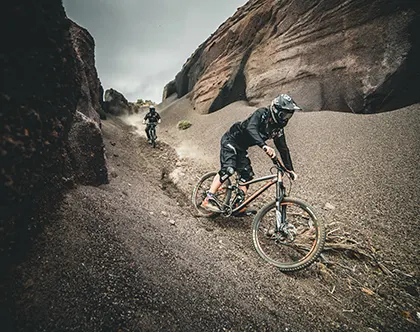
[263,145,276,158]
[289,171,298,181]
[142,120,146,124]
[158,119,161,123]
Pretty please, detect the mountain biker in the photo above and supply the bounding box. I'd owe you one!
[201,94,301,215]
[143,105,161,143]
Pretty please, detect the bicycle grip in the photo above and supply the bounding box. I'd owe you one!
[263,146,276,158]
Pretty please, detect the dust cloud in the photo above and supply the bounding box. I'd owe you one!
[175,141,203,159]
[120,113,147,138]
[120,113,214,166]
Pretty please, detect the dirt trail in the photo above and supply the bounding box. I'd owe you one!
[4,109,419,331]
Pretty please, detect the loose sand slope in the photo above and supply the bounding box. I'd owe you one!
[5,99,419,331]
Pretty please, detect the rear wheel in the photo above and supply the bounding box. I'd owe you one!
[252,198,325,271]
[191,172,231,217]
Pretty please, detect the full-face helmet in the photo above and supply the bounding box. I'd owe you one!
[270,94,301,125]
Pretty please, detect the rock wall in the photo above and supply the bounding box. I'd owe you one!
[165,0,420,114]
[69,20,106,123]
[68,20,108,184]
[0,0,108,261]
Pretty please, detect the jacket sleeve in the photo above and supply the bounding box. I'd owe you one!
[144,113,149,120]
[244,110,266,148]
[273,133,294,171]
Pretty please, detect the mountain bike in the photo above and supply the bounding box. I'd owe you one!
[191,157,326,272]
[146,122,158,148]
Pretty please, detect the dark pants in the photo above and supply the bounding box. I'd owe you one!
[219,133,254,182]
[145,123,157,140]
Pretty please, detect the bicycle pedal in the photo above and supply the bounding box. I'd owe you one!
[232,209,257,217]
[247,210,257,215]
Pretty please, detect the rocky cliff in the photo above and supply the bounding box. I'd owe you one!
[68,19,108,186]
[165,0,420,114]
[69,20,106,123]
[1,0,108,261]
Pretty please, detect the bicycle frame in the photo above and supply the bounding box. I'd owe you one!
[147,123,157,138]
[225,167,287,219]
[194,159,325,271]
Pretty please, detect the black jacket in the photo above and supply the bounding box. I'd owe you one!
[226,107,294,171]
[144,111,161,123]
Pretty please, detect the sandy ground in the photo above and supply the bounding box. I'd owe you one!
[3,98,420,331]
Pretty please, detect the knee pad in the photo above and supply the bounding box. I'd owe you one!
[218,167,235,183]
[239,167,254,183]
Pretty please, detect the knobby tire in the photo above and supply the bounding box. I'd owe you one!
[252,198,325,272]
[191,172,232,217]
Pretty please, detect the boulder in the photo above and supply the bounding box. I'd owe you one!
[103,88,131,115]
[67,111,108,185]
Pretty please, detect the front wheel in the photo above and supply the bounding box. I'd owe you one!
[151,128,157,148]
[191,172,231,217]
[252,198,325,272]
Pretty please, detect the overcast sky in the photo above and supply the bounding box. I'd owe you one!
[63,0,246,103]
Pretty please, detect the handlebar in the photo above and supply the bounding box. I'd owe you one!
[263,146,295,179]
[263,146,283,169]
[271,156,286,172]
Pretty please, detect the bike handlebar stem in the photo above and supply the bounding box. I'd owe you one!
[272,157,287,173]
[263,146,288,173]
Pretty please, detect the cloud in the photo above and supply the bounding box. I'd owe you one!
[63,0,246,102]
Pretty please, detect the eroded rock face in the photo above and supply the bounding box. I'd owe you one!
[166,0,420,113]
[162,80,177,101]
[69,20,105,123]
[1,1,78,239]
[1,0,108,259]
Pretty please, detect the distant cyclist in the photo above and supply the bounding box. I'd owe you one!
[201,94,301,214]
[143,105,161,143]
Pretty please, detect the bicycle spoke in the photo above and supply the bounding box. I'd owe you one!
[192,172,231,217]
[253,199,325,271]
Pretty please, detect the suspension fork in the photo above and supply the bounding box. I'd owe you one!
[275,172,286,230]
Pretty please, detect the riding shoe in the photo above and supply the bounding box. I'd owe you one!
[200,196,221,213]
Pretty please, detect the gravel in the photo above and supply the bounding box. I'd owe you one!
[3,102,419,331]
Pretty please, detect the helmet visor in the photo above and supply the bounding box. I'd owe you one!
[279,110,294,121]
[273,103,294,122]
